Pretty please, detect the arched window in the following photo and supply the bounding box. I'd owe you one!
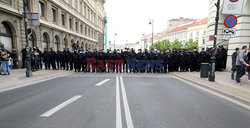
[64,37,68,48]
[27,29,36,48]
[0,21,13,51]
[42,33,49,50]
[54,36,59,51]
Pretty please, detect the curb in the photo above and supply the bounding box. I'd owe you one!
[171,73,250,107]
[0,72,72,93]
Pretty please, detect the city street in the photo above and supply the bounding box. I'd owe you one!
[0,73,249,128]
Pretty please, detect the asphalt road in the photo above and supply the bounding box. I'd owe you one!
[0,73,249,128]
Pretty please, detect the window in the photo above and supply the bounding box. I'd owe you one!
[190,32,193,38]
[39,1,45,17]
[196,32,199,36]
[52,8,57,22]
[75,21,78,32]
[42,33,48,50]
[61,13,65,26]
[88,9,90,19]
[69,0,72,6]
[27,0,33,12]
[203,31,206,35]
[80,1,83,14]
[80,24,83,33]
[84,5,87,17]
[75,0,78,10]
[69,18,73,29]
[84,26,87,36]
[91,12,93,22]
[88,29,90,37]
[203,39,206,45]
[54,36,59,51]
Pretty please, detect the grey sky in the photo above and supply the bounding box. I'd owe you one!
[105,0,209,45]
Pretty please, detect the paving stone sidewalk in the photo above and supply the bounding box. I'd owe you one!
[0,69,71,92]
[172,71,250,106]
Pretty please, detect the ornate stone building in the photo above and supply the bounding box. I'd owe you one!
[0,0,106,63]
[207,0,250,69]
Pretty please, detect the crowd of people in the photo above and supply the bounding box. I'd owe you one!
[19,46,228,73]
[1,42,249,84]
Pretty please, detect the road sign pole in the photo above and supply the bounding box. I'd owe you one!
[23,0,32,77]
[209,0,220,82]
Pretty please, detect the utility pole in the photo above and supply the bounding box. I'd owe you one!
[114,33,117,51]
[149,20,154,48]
[209,0,220,82]
[23,0,32,77]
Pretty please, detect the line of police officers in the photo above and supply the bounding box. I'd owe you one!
[21,46,228,73]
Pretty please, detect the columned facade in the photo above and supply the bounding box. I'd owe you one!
[207,0,250,69]
[0,0,106,67]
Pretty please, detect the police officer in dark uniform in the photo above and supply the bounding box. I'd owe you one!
[48,48,56,70]
[36,47,43,70]
[73,50,78,72]
[42,48,49,70]
[55,50,61,70]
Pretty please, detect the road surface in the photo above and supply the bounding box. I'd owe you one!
[0,73,249,128]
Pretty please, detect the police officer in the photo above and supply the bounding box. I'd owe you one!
[42,48,49,70]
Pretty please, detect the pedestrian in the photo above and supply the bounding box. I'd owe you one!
[21,48,26,68]
[235,46,249,85]
[32,47,39,71]
[0,44,11,75]
[247,49,250,81]
[11,49,18,69]
[231,48,239,80]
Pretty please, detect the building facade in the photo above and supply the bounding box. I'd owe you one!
[154,18,208,50]
[0,0,106,65]
[187,22,208,50]
[207,0,250,69]
[167,17,197,30]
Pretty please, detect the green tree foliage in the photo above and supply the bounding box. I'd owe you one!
[150,39,173,52]
[172,39,183,50]
[184,39,198,49]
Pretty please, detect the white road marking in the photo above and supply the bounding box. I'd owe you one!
[40,95,82,117]
[95,79,110,86]
[116,76,122,128]
[120,76,134,128]
[171,75,250,110]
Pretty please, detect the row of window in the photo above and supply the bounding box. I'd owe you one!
[39,1,100,40]
[68,0,104,28]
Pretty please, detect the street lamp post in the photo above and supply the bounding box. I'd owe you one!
[114,33,117,51]
[23,0,32,77]
[209,0,220,82]
[149,20,154,49]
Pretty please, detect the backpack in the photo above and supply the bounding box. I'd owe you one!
[1,50,8,60]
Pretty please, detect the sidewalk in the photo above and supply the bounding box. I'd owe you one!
[172,71,250,106]
[0,69,71,92]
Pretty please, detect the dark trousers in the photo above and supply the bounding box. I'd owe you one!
[236,66,246,82]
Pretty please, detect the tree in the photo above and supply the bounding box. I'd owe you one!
[184,39,198,49]
[171,39,183,50]
[160,40,172,51]
[149,40,173,52]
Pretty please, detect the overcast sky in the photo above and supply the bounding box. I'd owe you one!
[104,0,209,45]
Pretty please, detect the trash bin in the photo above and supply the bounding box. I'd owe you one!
[200,63,209,78]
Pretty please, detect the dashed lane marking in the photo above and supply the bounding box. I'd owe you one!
[40,95,82,117]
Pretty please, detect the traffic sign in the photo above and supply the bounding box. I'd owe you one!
[222,0,245,15]
[222,28,236,35]
[26,13,40,26]
[224,15,237,28]
[223,34,231,41]
[230,0,239,2]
